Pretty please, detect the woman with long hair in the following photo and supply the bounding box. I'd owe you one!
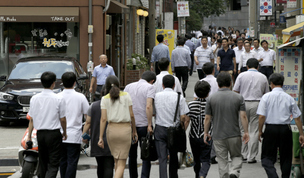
[98,75,138,178]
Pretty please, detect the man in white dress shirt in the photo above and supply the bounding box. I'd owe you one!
[258,40,276,79]
[238,42,257,73]
[26,72,67,178]
[252,38,263,58]
[233,38,244,81]
[59,72,89,178]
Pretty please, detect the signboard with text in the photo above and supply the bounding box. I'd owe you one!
[260,0,273,16]
[277,0,287,3]
[287,0,297,8]
[177,1,189,17]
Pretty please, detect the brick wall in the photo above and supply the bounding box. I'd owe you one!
[125,69,145,85]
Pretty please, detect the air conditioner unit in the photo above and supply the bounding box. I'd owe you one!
[126,0,131,5]
[106,15,112,30]
[106,34,112,50]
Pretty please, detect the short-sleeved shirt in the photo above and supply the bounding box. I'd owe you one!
[218,48,236,71]
[154,71,183,94]
[100,91,133,123]
[124,79,156,127]
[259,49,276,67]
[185,39,195,52]
[92,64,115,85]
[193,75,219,98]
[28,89,66,130]
[257,87,301,124]
[58,89,89,144]
[205,88,246,140]
[211,44,222,64]
[233,47,245,64]
[151,43,170,63]
[154,88,189,128]
[194,46,214,69]
[238,51,258,70]
[171,46,191,69]
[252,46,263,59]
[233,69,269,101]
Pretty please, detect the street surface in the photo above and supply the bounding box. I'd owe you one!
[2,72,283,178]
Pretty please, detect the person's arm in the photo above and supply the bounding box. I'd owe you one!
[111,68,115,76]
[273,51,276,65]
[238,55,243,72]
[240,111,249,144]
[167,48,170,61]
[130,106,138,143]
[194,56,199,65]
[60,117,67,140]
[98,109,107,149]
[217,56,221,71]
[26,117,34,144]
[233,57,236,74]
[210,50,215,64]
[82,115,91,144]
[204,114,212,145]
[146,98,153,133]
[150,48,156,71]
[89,77,96,93]
[171,52,175,72]
[294,116,304,147]
[187,52,191,69]
[184,115,190,130]
[258,115,266,142]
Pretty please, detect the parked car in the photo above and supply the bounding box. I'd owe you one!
[0,56,89,125]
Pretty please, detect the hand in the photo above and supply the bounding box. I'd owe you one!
[217,66,220,71]
[89,87,93,93]
[82,139,89,144]
[203,133,211,145]
[258,132,263,142]
[242,132,249,144]
[98,138,104,149]
[259,58,263,62]
[132,132,138,144]
[62,132,67,140]
[299,135,304,147]
[233,69,236,74]
[147,126,153,134]
[195,60,199,65]
[238,70,240,74]
[150,66,154,71]
[25,136,31,149]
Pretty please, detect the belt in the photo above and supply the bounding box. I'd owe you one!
[261,66,273,68]
[245,100,260,102]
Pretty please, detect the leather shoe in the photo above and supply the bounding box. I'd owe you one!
[248,160,257,164]
[229,174,237,178]
[211,157,217,164]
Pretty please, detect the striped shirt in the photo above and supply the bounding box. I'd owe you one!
[187,99,212,138]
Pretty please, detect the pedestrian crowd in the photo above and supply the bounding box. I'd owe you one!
[24,27,304,178]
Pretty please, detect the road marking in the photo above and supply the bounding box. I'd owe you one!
[0,147,19,150]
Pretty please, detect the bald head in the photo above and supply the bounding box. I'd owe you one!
[99,54,108,67]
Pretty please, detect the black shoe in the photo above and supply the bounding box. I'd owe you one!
[242,158,247,163]
[248,160,257,164]
[229,174,237,178]
[211,157,217,164]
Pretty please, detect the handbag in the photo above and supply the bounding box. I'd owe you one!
[141,132,158,161]
[184,150,194,167]
[167,92,187,152]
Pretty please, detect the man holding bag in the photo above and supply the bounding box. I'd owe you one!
[154,75,190,178]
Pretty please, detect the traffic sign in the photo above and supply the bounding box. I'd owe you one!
[177,1,190,17]
[260,0,273,16]
[270,22,275,27]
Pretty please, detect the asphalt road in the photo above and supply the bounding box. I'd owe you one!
[2,72,287,178]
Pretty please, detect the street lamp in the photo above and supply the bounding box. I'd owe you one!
[137,9,144,16]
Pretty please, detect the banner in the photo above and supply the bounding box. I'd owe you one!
[260,0,273,16]
[156,29,175,74]
[177,1,189,17]
[287,0,297,8]
[260,34,278,50]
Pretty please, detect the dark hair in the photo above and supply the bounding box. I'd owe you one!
[261,40,268,45]
[222,38,228,43]
[246,58,259,69]
[158,57,170,71]
[194,80,210,98]
[41,71,56,88]
[253,38,260,43]
[248,37,252,42]
[162,75,175,89]
[157,35,164,43]
[217,39,222,43]
[231,43,237,49]
[191,33,196,38]
[269,73,284,86]
[186,34,191,39]
[61,72,76,88]
[105,75,120,103]
[217,32,222,37]
[217,72,231,88]
[202,62,214,75]
[141,71,156,83]
[241,32,245,36]
[237,38,243,43]
[201,36,208,40]
[244,42,250,46]
[177,38,185,46]
[236,30,240,34]
[218,27,221,30]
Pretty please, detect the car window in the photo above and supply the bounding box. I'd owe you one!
[8,61,74,80]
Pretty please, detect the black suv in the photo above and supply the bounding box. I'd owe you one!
[0,56,89,124]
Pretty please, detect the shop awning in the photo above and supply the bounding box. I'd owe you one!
[108,0,129,14]
[282,21,304,44]
[0,7,79,22]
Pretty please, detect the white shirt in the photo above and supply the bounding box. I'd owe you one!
[193,75,219,98]
[154,88,189,128]
[252,47,263,60]
[28,89,66,130]
[211,44,222,64]
[238,50,258,70]
[183,45,191,54]
[233,47,245,64]
[154,71,183,94]
[259,49,276,66]
[58,89,89,144]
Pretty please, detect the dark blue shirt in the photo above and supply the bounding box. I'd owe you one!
[218,48,235,71]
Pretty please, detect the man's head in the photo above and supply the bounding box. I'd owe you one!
[99,54,108,66]
[244,29,247,33]
[248,37,252,45]
[157,34,164,43]
[244,42,251,52]
[214,33,218,39]
[235,30,240,36]
[253,38,260,49]
[241,33,246,39]
[237,38,243,49]
[202,62,214,75]
[269,73,284,88]
[61,72,76,88]
[218,27,222,30]
[209,25,212,30]
[41,71,56,89]
[186,34,191,40]
[141,71,156,84]
[158,57,170,71]
[222,38,228,48]
[177,38,185,46]
[246,58,259,69]
[194,80,210,99]
[162,75,175,89]
[261,40,268,50]
[217,39,222,47]
[217,72,231,88]
[201,36,208,46]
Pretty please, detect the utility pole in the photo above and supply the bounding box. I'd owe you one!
[149,0,156,61]
[178,0,186,36]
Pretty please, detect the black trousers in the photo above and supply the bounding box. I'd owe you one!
[174,66,189,94]
[95,156,114,178]
[60,143,81,178]
[233,63,239,82]
[260,66,273,79]
[261,124,292,178]
[189,52,194,76]
[155,62,160,75]
[37,129,62,178]
[154,125,178,178]
[197,69,206,80]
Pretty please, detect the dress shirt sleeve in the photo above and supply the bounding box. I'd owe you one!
[87,104,93,117]
[151,47,156,63]
[272,50,276,62]
[179,96,189,115]
[238,54,243,70]
[167,47,170,61]
[187,52,191,68]
[175,77,183,93]
[256,96,267,116]
[147,85,156,99]
[233,76,241,92]
[59,98,66,118]
[239,95,246,111]
[194,49,198,57]
[110,68,115,76]
[291,100,301,118]
[205,97,212,116]
[82,96,90,115]
[92,67,97,77]
[28,97,34,118]
[171,51,175,71]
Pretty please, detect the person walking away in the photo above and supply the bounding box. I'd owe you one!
[171,38,191,96]
[238,43,257,73]
[233,38,244,81]
[89,54,115,94]
[98,76,138,178]
[194,36,214,80]
[154,75,190,178]
[188,80,212,178]
[154,57,182,94]
[124,71,156,178]
[151,34,170,75]
[233,58,269,164]
[204,72,249,178]
[185,34,195,76]
[26,71,67,178]
[258,40,276,79]
[211,39,222,77]
[257,73,304,178]
[82,86,114,178]
[59,72,90,178]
